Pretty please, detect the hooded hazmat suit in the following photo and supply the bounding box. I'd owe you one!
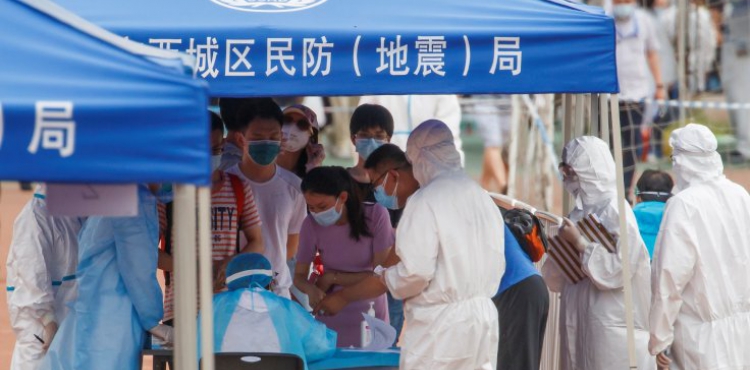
[383,119,505,370]
[41,185,164,370]
[649,124,750,369]
[198,253,336,368]
[542,136,654,370]
[5,185,83,370]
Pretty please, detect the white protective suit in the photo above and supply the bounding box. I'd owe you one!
[384,119,505,370]
[649,124,750,369]
[5,186,83,370]
[542,137,654,370]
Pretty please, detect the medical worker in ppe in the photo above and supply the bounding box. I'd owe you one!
[41,184,172,370]
[198,253,336,365]
[5,185,84,370]
[542,136,654,370]
[316,120,505,370]
[649,124,750,370]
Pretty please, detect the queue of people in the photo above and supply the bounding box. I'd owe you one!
[5,91,750,370]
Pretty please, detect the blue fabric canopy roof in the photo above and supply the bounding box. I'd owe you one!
[0,0,210,185]
[56,0,619,97]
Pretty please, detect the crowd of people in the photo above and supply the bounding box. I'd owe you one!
[4,91,750,370]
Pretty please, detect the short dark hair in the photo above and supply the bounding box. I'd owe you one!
[350,104,394,137]
[219,97,277,131]
[235,98,284,131]
[210,111,224,132]
[364,143,410,172]
[636,170,674,202]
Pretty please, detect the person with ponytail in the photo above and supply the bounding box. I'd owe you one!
[294,166,394,347]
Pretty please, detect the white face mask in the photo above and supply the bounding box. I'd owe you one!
[310,198,343,227]
[613,3,636,20]
[211,154,222,173]
[563,175,584,210]
[281,124,311,153]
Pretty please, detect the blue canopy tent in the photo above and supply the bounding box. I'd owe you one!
[51,1,640,370]
[57,0,618,97]
[0,0,210,185]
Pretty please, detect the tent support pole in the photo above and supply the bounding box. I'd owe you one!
[600,94,610,145]
[543,94,555,211]
[562,94,574,214]
[677,0,688,124]
[574,94,585,137]
[590,94,599,137]
[507,94,522,198]
[609,95,638,369]
[174,185,198,370]
[198,186,214,370]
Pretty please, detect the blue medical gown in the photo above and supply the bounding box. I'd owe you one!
[633,201,667,259]
[42,186,163,370]
[199,287,336,368]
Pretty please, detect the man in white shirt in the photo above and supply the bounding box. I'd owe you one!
[226,99,307,298]
[613,0,665,197]
[358,95,464,164]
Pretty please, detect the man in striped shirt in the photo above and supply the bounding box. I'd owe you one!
[161,112,264,324]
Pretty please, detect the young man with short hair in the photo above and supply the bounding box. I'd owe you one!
[160,111,264,324]
[226,99,307,298]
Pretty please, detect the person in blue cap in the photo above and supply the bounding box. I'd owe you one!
[199,253,336,365]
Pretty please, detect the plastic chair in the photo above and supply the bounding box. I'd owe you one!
[204,353,304,370]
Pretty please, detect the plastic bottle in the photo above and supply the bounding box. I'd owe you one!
[360,302,376,347]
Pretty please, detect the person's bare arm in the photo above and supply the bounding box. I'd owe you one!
[314,275,388,316]
[240,225,264,254]
[383,248,401,267]
[293,261,327,307]
[372,247,391,267]
[317,244,394,290]
[316,270,373,292]
[158,250,173,272]
[648,50,666,100]
[287,234,300,261]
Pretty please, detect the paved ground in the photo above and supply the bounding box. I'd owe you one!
[1,131,748,369]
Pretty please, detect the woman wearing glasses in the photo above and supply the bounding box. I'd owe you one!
[277,104,326,179]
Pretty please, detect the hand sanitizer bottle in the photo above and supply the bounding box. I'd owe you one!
[360,302,376,347]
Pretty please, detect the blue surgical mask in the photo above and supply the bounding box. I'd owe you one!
[355,138,387,160]
[211,154,222,173]
[311,198,342,227]
[154,183,174,203]
[248,140,281,166]
[374,173,400,210]
[613,4,635,20]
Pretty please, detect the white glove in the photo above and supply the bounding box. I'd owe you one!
[149,324,174,345]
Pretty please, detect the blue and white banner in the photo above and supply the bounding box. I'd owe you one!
[1,0,210,185]
[57,0,619,97]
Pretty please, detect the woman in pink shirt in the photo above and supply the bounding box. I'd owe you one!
[294,166,394,347]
